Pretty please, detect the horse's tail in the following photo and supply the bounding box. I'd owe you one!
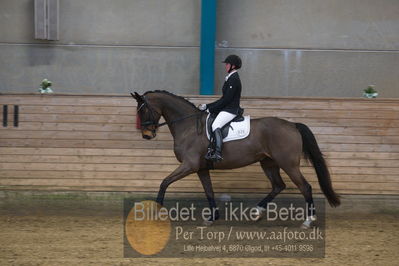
[295,123,341,207]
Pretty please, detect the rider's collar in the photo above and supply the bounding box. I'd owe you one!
[225,70,237,81]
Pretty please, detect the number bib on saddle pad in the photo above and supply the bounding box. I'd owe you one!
[206,113,251,143]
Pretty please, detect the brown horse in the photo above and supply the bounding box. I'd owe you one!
[131,91,340,228]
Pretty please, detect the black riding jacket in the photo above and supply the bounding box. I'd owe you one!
[207,72,242,115]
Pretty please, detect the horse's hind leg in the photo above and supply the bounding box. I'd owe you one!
[254,158,286,220]
[281,165,316,229]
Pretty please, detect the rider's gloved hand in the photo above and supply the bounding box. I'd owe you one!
[198,104,207,111]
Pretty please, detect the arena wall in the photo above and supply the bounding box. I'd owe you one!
[1,93,398,195]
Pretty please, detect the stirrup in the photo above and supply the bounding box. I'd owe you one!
[205,135,216,160]
[204,148,214,160]
[207,151,223,162]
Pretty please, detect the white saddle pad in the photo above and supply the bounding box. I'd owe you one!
[206,114,251,143]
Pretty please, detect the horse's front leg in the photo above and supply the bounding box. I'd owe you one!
[197,169,219,225]
[156,163,196,205]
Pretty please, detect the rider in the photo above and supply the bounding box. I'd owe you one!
[199,54,243,162]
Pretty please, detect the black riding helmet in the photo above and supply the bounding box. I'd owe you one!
[222,54,242,70]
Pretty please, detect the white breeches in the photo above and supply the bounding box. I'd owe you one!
[212,111,236,132]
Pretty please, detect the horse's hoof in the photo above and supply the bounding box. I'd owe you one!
[300,223,310,229]
[253,206,266,222]
[300,215,317,229]
[203,219,214,226]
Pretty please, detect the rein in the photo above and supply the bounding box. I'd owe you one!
[156,112,202,128]
[137,96,204,134]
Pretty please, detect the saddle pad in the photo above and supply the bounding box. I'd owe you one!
[206,114,251,143]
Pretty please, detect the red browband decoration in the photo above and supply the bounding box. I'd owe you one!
[136,113,141,129]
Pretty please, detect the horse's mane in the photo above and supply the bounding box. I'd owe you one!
[144,90,197,110]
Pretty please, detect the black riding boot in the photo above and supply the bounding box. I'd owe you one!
[204,135,215,161]
[210,128,223,162]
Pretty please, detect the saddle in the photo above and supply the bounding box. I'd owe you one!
[206,109,251,143]
[207,113,244,139]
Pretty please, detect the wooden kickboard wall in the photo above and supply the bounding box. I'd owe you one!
[0,93,398,195]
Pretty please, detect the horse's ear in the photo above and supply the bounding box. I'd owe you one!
[130,92,142,101]
[135,92,142,100]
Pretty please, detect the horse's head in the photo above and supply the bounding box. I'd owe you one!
[131,92,162,140]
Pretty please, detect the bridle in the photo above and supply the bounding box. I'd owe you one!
[136,99,164,128]
[136,96,203,134]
